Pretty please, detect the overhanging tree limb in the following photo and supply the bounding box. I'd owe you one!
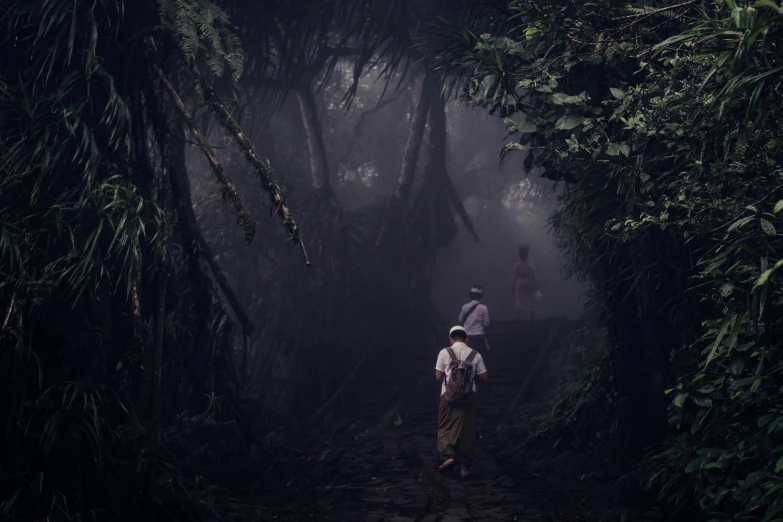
[157,68,256,243]
[191,70,310,266]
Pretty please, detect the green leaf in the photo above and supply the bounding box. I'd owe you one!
[754,258,783,288]
[774,199,783,213]
[555,115,584,130]
[517,120,537,133]
[618,143,631,157]
[705,312,733,368]
[673,392,689,407]
[551,91,588,105]
[502,142,527,154]
[745,469,770,487]
[607,143,620,156]
[760,218,777,235]
[776,456,783,473]
[750,379,761,393]
[727,216,755,232]
[609,87,625,100]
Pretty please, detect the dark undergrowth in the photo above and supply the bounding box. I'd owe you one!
[499,326,667,522]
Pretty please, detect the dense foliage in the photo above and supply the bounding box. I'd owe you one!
[0,0,309,519]
[0,0,495,518]
[437,0,783,519]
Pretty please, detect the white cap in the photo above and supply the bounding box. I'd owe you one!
[449,325,467,337]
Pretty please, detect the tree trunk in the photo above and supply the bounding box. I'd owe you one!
[148,163,171,521]
[428,92,447,168]
[295,83,331,191]
[428,93,479,243]
[395,70,437,202]
[169,137,255,337]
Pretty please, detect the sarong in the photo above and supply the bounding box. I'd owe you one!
[437,393,477,465]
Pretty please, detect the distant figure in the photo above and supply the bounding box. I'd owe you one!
[513,244,539,321]
[458,285,490,352]
[435,326,488,479]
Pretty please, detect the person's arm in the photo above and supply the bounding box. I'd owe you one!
[476,356,488,381]
[435,351,446,381]
[482,306,490,327]
[458,306,465,323]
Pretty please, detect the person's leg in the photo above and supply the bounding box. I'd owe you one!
[466,335,484,352]
[437,397,457,470]
[455,395,477,477]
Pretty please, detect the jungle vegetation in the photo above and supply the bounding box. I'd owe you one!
[1,0,781,520]
[435,0,783,519]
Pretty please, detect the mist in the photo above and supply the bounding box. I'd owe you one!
[187,71,586,332]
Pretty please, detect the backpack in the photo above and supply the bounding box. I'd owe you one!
[444,347,478,405]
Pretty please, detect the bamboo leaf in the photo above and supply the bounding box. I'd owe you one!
[727,216,755,232]
[705,312,733,368]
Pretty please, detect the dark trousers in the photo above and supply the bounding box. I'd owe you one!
[467,335,488,353]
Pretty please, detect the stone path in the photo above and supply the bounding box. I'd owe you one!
[273,321,564,522]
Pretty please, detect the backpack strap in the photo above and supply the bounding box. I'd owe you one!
[445,346,458,362]
[461,303,481,326]
[465,350,478,363]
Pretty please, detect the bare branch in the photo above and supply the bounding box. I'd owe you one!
[1,294,15,333]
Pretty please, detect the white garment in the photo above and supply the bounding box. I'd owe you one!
[458,300,490,335]
[434,342,487,396]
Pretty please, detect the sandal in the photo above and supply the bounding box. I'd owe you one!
[460,468,474,479]
[438,458,455,472]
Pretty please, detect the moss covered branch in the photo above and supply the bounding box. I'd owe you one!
[158,68,256,243]
[191,70,310,266]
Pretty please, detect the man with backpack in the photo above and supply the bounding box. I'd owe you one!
[458,285,490,352]
[435,326,488,479]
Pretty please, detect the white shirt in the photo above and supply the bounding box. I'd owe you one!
[434,342,488,396]
[458,300,490,336]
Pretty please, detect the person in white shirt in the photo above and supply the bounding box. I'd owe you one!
[434,326,488,479]
[458,285,490,352]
